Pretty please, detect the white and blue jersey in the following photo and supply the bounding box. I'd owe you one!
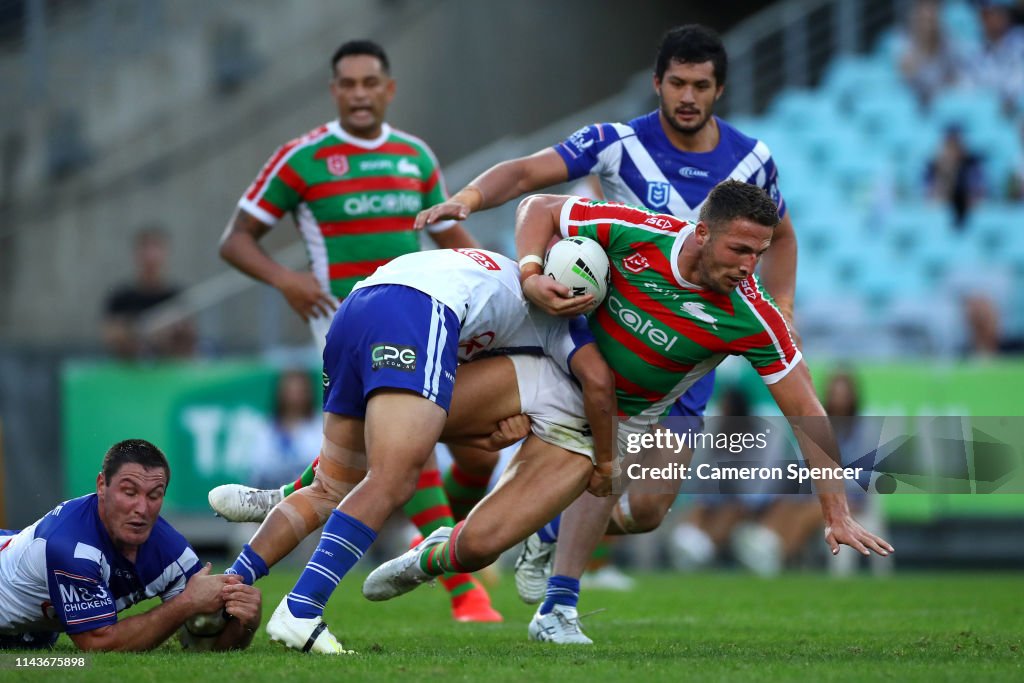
[323,248,592,418]
[0,494,201,639]
[554,111,788,416]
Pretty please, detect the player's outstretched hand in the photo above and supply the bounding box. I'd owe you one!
[522,274,595,317]
[182,563,236,614]
[487,414,532,450]
[415,200,470,230]
[277,270,338,322]
[221,583,261,632]
[587,462,614,497]
[825,516,894,557]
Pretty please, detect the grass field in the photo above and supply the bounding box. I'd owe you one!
[4,571,1022,682]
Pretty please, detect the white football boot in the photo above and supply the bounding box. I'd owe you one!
[208,484,282,523]
[266,597,353,654]
[514,533,555,604]
[527,604,593,645]
[362,526,450,601]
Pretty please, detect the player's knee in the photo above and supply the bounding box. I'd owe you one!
[365,469,420,509]
[616,493,672,533]
[632,497,672,532]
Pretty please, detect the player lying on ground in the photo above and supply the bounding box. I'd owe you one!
[0,440,261,651]
[224,248,615,654]
[517,183,892,644]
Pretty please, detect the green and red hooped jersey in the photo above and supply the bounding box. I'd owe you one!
[238,121,454,299]
[558,197,802,420]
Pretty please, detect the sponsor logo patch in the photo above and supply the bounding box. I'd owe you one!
[326,154,349,176]
[455,249,501,271]
[679,166,710,178]
[459,331,495,357]
[644,215,674,230]
[371,343,417,371]
[566,128,595,154]
[739,279,757,300]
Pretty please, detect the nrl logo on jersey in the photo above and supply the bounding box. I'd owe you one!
[646,181,671,209]
[326,154,349,176]
[397,158,421,178]
[622,252,650,274]
[680,301,718,329]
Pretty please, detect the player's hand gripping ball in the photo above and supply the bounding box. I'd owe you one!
[543,237,611,312]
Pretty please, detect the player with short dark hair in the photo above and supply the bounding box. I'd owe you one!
[414,24,801,640]
[0,440,261,651]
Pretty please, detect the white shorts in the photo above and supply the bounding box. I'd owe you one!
[510,354,594,463]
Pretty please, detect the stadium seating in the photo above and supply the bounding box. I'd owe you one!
[758,1,1024,351]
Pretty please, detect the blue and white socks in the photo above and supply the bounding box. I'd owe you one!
[537,515,561,544]
[226,544,269,585]
[539,575,580,615]
[286,510,377,619]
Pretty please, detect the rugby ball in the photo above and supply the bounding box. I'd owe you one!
[177,610,227,651]
[543,237,611,311]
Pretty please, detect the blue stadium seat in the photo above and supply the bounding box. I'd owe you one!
[929,88,1003,136]
[821,55,902,104]
[965,203,1024,257]
[878,202,954,256]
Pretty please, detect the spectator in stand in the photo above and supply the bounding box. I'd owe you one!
[966,0,1024,115]
[101,226,196,359]
[961,294,1024,355]
[247,370,323,490]
[895,0,963,108]
[924,125,987,228]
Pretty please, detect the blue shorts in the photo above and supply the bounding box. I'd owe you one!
[322,285,461,418]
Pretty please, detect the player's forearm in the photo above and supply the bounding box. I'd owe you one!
[573,347,618,467]
[71,595,194,651]
[452,159,530,211]
[791,419,851,516]
[514,194,565,267]
[758,215,797,317]
[219,232,294,289]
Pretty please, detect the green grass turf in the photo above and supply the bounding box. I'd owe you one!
[3,571,1021,682]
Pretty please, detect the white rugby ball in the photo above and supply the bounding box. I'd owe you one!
[543,237,611,311]
[177,610,227,651]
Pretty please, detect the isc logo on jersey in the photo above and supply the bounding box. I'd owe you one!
[607,295,678,352]
[343,194,423,216]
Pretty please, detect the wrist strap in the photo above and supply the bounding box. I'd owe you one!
[518,255,544,269]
